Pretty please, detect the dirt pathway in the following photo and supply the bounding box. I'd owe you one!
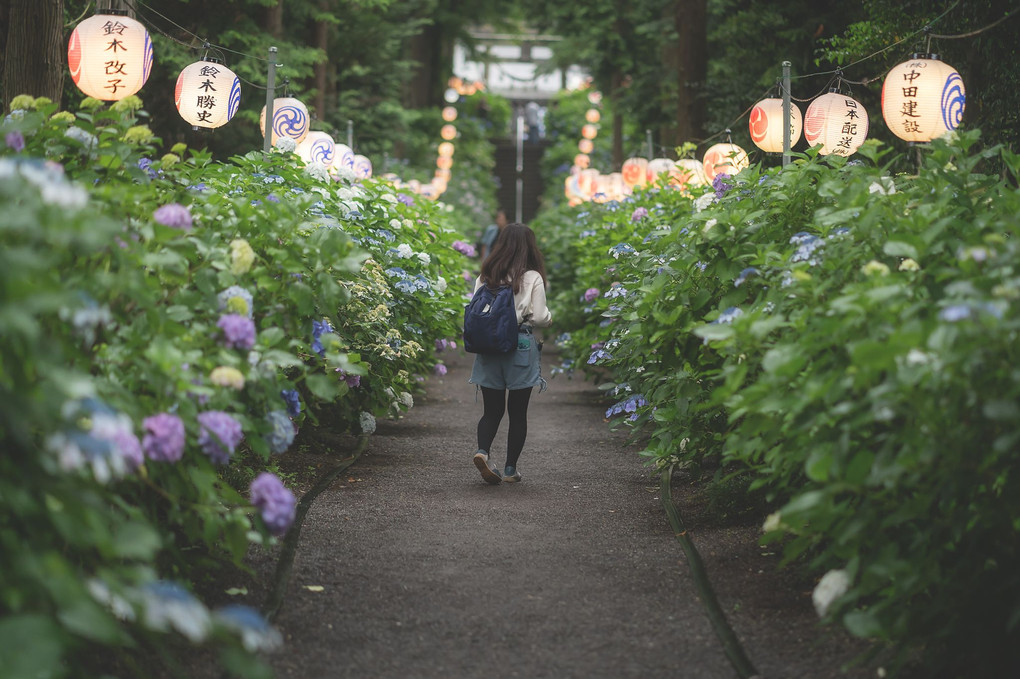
[263,349,870,679]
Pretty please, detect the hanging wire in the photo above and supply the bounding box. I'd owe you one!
[930,7,1019,39]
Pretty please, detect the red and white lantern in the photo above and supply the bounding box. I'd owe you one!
[647,158,675,183]
[804,93,869,157]
[621,158,649,189]
[582,124,599,140]
[749,98,803,153]
[881,55,965,143]
[585,109,601,124]
[68,13,153,100]
[702,143,749,181]
[175,60,241,129]
[670,159,708,191]
[578,138,594,154]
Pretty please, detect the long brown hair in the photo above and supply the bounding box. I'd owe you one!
[479,222,547,293]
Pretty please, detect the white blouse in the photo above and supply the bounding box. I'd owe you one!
[473,270,552,327]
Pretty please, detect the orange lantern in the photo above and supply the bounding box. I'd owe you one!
[435,168,451,181]
[578,138,594,154]
[647,158,674,183]
[670,159,708,192]
[587,91,603,105]
[406,179,422,193]
[702,143,749,181]
[438,142,455,157]
[582,124,598,140]
[573,153,590,170]
[436,155,453,170]
[68,13,153,101]
[442,106,458,122]
[607,172,627,200]
[621,158,649,189]
[432,176,448,193]
[440,124,457,141]
[803,93,869,156]
[585,109,601,124]
[881,55,964,143]
[448,76,463,89]
[578,169,600,199]
[749,98,803,153]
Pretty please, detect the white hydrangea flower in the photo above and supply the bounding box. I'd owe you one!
[380,193,398,204]
[359,411,377,435]
[337,186,365,202]
[868,177,896,195]
[703,218,718,232]
[693,192,716,212]
[65,126,98,149]
[435,276,447,293]
[398,392,414,408]
[389,218,402,229]
[402,219,414,229]
[762,512,782,533]
[396,243,413,259]
[334,166,357,184]
[87,579,136,621]
[274,137,297,153]
[304,161,330,183]
[417,252,431,265]
[812,569,850,618]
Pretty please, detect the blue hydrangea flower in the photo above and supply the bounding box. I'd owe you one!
[734,267,760,287]
[265,410,295,455]
[713,307,744,324]
[280,389,301,417]
[215,605,283,652]
[580,229,597,239]
[609,243,636,259]
[588,349,612,364]
[604,284,628,299]
[312,319,335,357]
[140,581,211,642]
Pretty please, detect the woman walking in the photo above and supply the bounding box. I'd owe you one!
[469,223,552,484]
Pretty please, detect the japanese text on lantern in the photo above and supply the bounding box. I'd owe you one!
[195,66,220,123]
[102,20,129,94]
[900,65,923,135]
[835,99,860,155]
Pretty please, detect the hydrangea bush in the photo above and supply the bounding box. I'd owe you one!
[535,131,1020,674]
[0,95,475,676]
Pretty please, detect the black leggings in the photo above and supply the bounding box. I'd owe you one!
[477,386,533,468]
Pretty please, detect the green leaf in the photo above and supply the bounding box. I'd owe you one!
[882,241,918,259]
[843,610,884,638]
[112,521,161,560]
[692,324,733,341]
[0,615,67,679]
[305,374,340,400]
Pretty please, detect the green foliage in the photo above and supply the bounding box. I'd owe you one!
[536,130,1020,674]
[0,95,472,676]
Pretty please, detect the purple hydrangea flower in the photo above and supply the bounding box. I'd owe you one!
[583,288,600,302]
[280,389,301,417]
[142,413,186,462]
[217,314,256,350]
[153,203,193,231]
[397,193,414,206]
[266,193,280,203]
[713,173,733,199]
[196,411,244,465]
[452,240,477,257]
[250,472,296,536]
[265,410,295,455]
[434,363,448,376]
[5,130,25,153]
[631,207,648,222]
[311,319,334,357]
[337,370,361,388]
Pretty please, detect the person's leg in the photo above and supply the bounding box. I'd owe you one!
[476,386,507,453]
[504,387,533,472]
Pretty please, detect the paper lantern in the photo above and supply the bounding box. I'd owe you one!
[333,143,355,170]
[260,97,309,145]
[607,173,627,200]
[407,179,422,193]
[670,159,708,191]
[881,55,964,143]
[749,98,803,153]
[448,76,462,89]
[442,106,458,122]
[438,142,455,158]
[582,124,598,140]
[432,176,448,193]
[585,109,601,124]
[587,91,603,105]
[702,143,749,180]
[444,88,459,103]
[173,60,240,129]
[578,169,600,199]
[436,155,453,170]
[353,154,372,179]
[564,173,584,202]
[68,13,153,100]
[296,131,336,168]
[434,168,451,181]
[578,138,594,154]
[647,158,675,182]
[440,124,457,140]
[803,93,869,157]
[573,154,590,170]
[622,158,649,189]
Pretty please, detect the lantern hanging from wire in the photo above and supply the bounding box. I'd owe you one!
[587,90,603,105]
[578,168,600,200]
[582,124,599,140]
[441,106,458,122]
[578,138,594,154]
[436,155,453,170]
[803,92,869,157]
[670,159,709,192]
[574,153,591,170]
[440,124,457,141]
[296,131,336,168]
[702,143,749,181]
[68,13,154,100]
[621,158,649,189]
[585,109,601,124]
[333,143,355,170]
[174,59,241,129]
[260,97,309,145]
[749,98,803,153]
[881,54,965,143]
[438,142,455,158]
[352,154,372,179]
[647,158,675,183]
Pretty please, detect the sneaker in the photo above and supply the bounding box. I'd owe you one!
[502,465,522,483]
[473,450,502,485]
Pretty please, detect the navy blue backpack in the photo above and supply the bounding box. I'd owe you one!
[463,285,518,354]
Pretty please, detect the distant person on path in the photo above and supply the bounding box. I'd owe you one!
[469,223,552,484]
[477,209,507,262]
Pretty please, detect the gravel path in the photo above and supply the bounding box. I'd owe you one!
[265,349,871,679]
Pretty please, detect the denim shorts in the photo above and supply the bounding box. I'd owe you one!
[468,331,547,391]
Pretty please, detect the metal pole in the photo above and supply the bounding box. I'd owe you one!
[347,119,354,149]
[515,114,524,223]
[782,60,792,167]
[263,47,278,153]
[646,129,653,159]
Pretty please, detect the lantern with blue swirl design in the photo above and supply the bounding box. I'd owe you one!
[296,131,337,168]
[353,155,373,179]
[333,144,356,171]
[260,97,309,144]
[882,55,965,143]
[175,60,241,129]
[68,13,153,101]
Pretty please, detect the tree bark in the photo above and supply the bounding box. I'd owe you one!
[266,0,284,39]
[3,0,65,109]
[313,4,329,120]
[673,0,706,144]
[610,70,623,167]
[403,22,440,109]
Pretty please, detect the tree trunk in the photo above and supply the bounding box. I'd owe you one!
[266,0,284,39]
[673,0,706,144]
[403,22,440,109]
[610,71,624,167]
[313,5,329,120]
[3,0,65,109]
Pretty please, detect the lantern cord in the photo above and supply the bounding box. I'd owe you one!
[929,7,1019,39]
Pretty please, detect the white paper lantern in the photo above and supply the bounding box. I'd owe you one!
[444,88,459,103]
[296,131,336,168]
[67,13,153,101]
[647,158,675,182]
[804,93,869,157]
[702,143,750,180]
[259,97,309,145]
[353,155,371,179]
[333,143,355,170]
[621,158,648,189]
[174,60,240,129]
[670,159,708,191]
[578,169,600,200]
[881,55,965,143]
[749,98,803,153]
